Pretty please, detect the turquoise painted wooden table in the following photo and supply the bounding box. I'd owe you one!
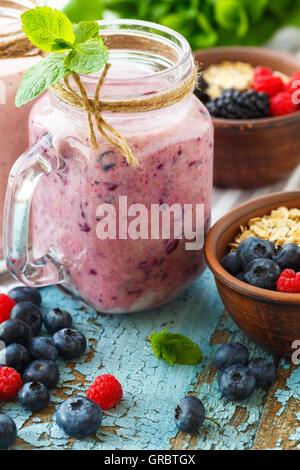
[2,269,300,450]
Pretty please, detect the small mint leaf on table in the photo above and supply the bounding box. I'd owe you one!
[150,329,202,365]
[64,38,109,74]
[16,54,70,107]
[21,6,75,52]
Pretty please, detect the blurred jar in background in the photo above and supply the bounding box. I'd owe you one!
[0,0,43,255]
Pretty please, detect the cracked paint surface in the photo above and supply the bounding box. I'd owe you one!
[3,269,299,450]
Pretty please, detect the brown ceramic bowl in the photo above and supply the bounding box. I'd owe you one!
[205,191,300,358]
[193,47,300,189]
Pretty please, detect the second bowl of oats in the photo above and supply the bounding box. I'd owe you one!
[205,191,300,358]
[193,47,300,189]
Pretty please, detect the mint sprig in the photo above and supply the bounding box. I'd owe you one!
[150,329,202,365]
[16,7,108,107]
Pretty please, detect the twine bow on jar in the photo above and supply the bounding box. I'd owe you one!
[51,62,198,167]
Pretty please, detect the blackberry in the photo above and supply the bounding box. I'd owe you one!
[194,76,210,104]
[206,88,270,119]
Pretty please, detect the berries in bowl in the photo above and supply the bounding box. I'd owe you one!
[193,47,300,189]
[205,191,300,358]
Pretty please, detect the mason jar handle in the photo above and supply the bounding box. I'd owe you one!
[3,133,67,287]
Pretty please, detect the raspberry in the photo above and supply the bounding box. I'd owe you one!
[253,66,273,81]
[253,75,284,97]
[0,367,23,400]
[277,269,300,293]
[270,92,298,117]
[0,295,16,324]
[87,374,123,409]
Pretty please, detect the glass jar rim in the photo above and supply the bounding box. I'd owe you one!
[0,0,42,41]
[54,18,194,104]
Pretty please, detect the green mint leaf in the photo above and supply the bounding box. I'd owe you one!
[73,21,100,44]
[150,329,202,365]
[16,54,70,107]
[21,6,75,53]
[64,37,108,74]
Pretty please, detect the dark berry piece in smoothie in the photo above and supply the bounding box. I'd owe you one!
[166,240,179,254]
[98,151,116,172]
[79,222,91,232]
[10,301,42,336]
[8,286,42,307]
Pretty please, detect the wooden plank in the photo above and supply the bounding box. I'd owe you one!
[170,310,274,450]
[251,362,300,450]
[3,270,274,450]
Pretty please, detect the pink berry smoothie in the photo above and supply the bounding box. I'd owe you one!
[28,64,214,313]
[0,56,39,252]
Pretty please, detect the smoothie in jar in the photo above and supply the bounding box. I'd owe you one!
[6,20,214,313]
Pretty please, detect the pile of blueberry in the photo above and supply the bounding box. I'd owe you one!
[0,286,91,449]
[174,342,276,435]
[215,342,276,401]
[221,237,300,291]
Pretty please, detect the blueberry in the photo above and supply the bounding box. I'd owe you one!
[23,359,59,389]
[273,244,300,270]
[221,251,242,276]
[0,319,31,346]
[174,396,205,433]
[218,365,256,401]
[56,396,102,438]
[0,343,29,372]
[236,237,274,270]
[52,328,86,360]
[0,414,17,449]
[248,358,277,388]
[18,381,50,412]
[44,308,72,335]
[242,258,281,290]
[10,301,42,336]
[8,286,41,307]
[214,342,249,371]
[28,337,58,362]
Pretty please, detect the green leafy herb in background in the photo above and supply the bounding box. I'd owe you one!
[150,329,202,365]
[63,0,300,50]
[16,7,108,107]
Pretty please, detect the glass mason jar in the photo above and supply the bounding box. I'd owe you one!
[4,20,214,313]
[0,0,43,255]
